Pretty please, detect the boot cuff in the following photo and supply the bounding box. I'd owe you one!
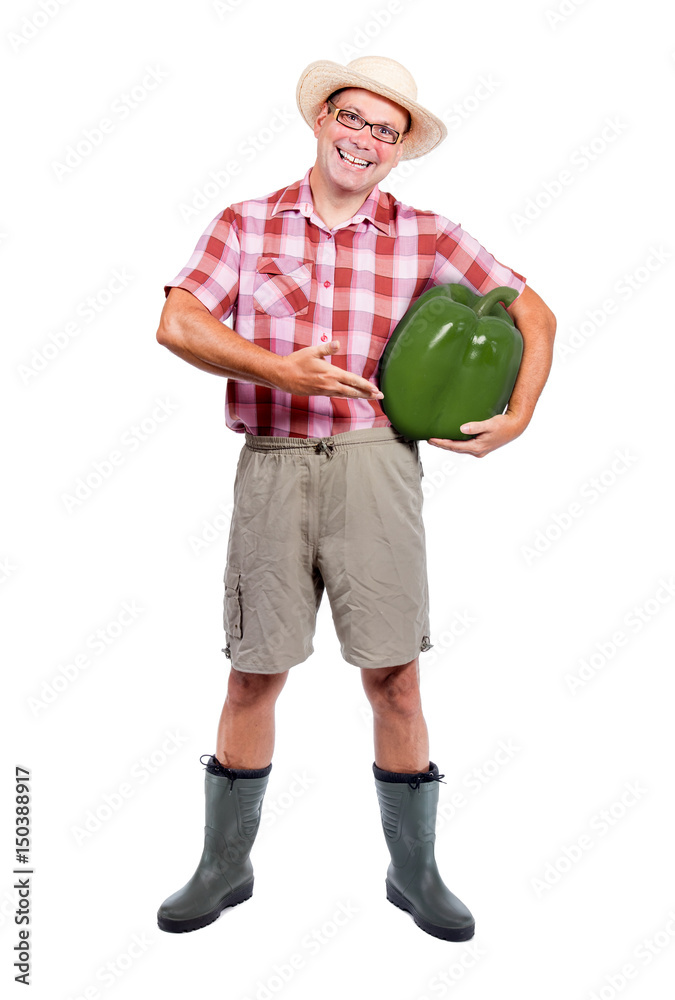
[373,761,443,787]
[201,754,272,781]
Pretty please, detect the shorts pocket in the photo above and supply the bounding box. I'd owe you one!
[224,568,242,639]
[253,256,312,317]
[401,440,424,487]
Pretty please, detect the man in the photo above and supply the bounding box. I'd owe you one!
[155,55,556,941]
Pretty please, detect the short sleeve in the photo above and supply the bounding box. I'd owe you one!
[432,214,526,298]
[163,207,240,321]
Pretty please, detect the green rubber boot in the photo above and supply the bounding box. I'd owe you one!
[157,756,271,933]
[373,761,475,941]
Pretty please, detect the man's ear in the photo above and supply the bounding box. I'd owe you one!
[313,102,330,138]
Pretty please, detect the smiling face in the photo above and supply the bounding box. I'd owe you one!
[312,87,410,200]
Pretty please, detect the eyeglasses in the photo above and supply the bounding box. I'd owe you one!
[326,99,404,145]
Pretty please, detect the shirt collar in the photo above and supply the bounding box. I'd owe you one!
[271,168,393,236]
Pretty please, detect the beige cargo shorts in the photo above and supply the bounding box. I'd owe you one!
[222,426,432,673]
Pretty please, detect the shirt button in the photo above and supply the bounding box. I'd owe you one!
[324,281,331,288]
[321,334,328,342]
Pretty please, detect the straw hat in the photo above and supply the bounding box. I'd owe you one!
[296,56,447,160]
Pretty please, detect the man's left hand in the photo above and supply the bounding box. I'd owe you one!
[427,284,556,459]
[427,409,526,458]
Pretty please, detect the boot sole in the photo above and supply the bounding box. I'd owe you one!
[157,878,254,934]
[385,880,475,942]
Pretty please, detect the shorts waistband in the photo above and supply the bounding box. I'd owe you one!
[244,426,409,453]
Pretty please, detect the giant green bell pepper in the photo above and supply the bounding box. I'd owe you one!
[378,284,523,441]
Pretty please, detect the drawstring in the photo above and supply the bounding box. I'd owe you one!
[408,770,446,792]
[373,761,447,791]
[200,754,236,792]
[200,754,273,791]
[315,439,336,459]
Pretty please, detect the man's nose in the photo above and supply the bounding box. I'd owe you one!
[351,132,375,153]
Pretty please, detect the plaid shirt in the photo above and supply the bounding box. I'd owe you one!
[165,168,526,438]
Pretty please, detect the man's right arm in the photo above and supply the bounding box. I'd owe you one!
[157,287,279,384]
[156,287,383,401]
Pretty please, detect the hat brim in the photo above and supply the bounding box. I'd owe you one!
[296,60,447,160]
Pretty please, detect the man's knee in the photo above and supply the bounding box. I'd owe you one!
[227,667,288,707]
[362,659,421,715]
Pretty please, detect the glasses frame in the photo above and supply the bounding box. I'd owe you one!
[326,99,404,145]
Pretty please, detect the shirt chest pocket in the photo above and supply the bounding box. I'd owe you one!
[252,256,312,318]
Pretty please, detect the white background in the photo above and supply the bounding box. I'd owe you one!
[3,0,675,997]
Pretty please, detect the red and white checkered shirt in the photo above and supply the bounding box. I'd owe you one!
[165,167,526,438]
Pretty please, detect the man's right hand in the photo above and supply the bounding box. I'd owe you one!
[274,340,384,400]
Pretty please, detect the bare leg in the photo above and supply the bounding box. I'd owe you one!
[215,667,290,769]
[361,657,429,772]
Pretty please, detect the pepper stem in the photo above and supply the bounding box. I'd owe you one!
[475,286,520,318]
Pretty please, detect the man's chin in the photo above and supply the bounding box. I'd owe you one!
[330,162,381,192]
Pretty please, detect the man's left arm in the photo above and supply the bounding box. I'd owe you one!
[428,284,556,457]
